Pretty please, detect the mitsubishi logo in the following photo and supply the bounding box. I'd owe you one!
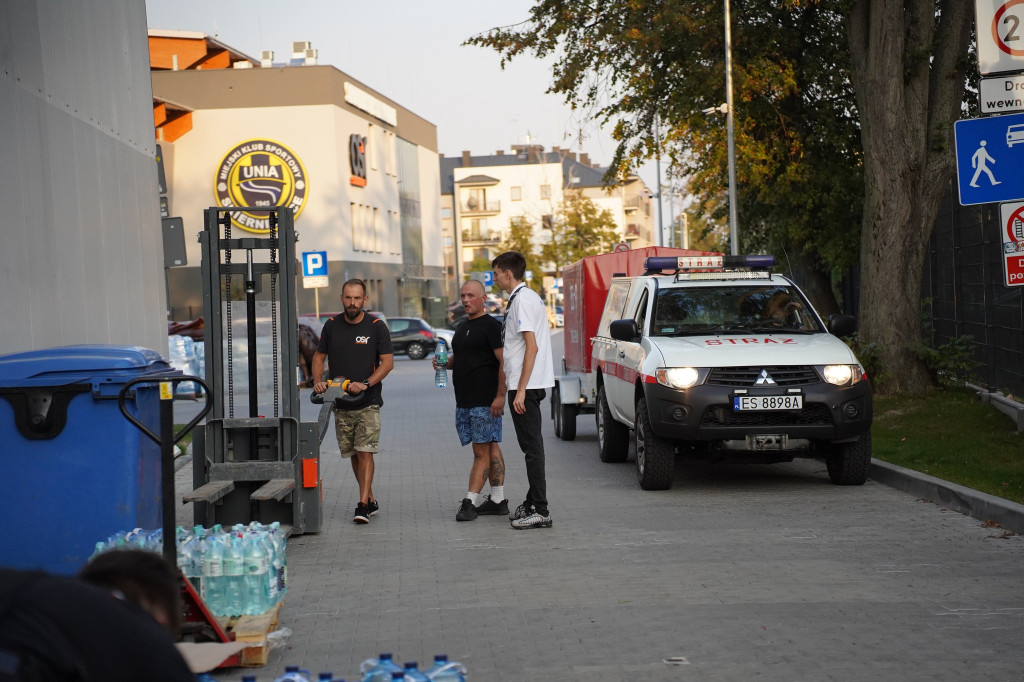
[755,369,776,385]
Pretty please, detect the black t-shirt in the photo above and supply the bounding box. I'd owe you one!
[0,570,194,682]
[452,313,503,408]
[316,313,393,407]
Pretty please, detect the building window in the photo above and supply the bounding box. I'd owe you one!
[373,207,380,252]
[542,214,553,230]
[540,184,551,200]
[441,207,451,219]
[350,202,359,251]
[511,186,522,201]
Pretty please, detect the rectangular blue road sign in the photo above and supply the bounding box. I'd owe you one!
[955,113,1024,205]
[483,271,494,286]
[301,250,328,277]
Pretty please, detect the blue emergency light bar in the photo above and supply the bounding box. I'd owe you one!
[643,254,775,272]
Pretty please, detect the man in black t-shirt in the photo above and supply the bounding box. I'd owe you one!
[434,279,509,521]
[313,278,394,524]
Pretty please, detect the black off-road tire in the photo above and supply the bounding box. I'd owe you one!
[634,398,675,490]
[552,385,562,438]
[825,432,872,485]
[407,342,426,360]
[597,386,629,462]
[560,402,578,441]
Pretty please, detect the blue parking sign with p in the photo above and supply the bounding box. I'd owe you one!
[955,113,1024,206]
[302,251,328,277]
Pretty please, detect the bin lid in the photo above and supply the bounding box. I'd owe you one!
[0,345,172,387]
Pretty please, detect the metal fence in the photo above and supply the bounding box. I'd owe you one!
[923,186,1024,396]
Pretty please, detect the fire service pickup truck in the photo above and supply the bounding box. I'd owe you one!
[557,252,872,491]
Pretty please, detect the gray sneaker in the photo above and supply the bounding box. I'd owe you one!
[511,509,552,529]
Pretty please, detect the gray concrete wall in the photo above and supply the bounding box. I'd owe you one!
[0,0,167,357]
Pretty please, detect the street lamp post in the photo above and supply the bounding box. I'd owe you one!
[724,0,739,255]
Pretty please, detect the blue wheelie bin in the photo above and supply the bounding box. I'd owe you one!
[0,345,178,574]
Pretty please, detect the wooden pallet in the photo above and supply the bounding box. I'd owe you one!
[215,601,283,668]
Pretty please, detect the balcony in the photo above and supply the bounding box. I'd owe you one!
[623,196,643,212]
[625,224,641,240]
[462,199,501,215]
[461,229,501,245]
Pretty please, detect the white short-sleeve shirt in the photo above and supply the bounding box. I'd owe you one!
[503,283,555,391]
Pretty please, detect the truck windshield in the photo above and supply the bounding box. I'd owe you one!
[650,285,824,335]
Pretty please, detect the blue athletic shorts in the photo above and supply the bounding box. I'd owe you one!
[455,406,502,446]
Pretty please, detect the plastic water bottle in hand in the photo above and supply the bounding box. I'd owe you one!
[434,340,448,388]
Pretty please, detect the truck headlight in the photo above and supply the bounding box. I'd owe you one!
[655,367,700,389]
[821,364,866,386]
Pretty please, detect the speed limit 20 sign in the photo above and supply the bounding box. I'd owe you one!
[977,1,1024,75]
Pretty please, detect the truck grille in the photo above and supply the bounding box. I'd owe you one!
[699,403,833,426]
[706,366,819,387]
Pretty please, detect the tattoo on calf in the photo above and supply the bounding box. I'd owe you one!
[489,456,505,485]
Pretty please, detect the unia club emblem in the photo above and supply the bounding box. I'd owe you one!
[215,139,308,233]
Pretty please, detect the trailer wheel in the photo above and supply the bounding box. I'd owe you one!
[634,398,675,490]
[597,386,629,462]
[552,385,578,441]
[825,433,872,485]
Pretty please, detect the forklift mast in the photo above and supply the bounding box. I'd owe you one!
[185,207,321,535]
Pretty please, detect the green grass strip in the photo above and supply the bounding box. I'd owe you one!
[873,387,1024,505]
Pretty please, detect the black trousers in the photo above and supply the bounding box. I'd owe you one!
[508,388,547,513]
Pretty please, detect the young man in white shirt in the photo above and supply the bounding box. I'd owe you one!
[492,251,555,529]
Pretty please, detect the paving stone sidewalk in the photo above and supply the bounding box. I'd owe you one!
[179,348,1024,682]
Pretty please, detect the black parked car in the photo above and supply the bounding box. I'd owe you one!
[387,317,437,360]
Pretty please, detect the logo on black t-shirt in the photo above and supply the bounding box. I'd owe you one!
[355,336,370,344]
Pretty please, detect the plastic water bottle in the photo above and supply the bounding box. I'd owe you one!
[424,655,466,681]
[434,340,448,388]
[275,665,311,682]
[317,674,336,682]
[201,533,225,613]
[270,521,288,600]
[223,533,246,616]
[402,662,429,682]
[360,653,403,682]
[243,533,270,614]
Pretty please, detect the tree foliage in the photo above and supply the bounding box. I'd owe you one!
[540,191,620,274]
[467,0,863,315]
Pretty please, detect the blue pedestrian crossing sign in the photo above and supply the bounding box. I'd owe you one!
[301,250,328,288]
[955,113,1024,205]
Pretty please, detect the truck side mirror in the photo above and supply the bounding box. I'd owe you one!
[609,319,639,341]
[828,314,856,337]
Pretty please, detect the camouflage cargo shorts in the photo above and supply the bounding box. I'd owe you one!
[334,405,381,457]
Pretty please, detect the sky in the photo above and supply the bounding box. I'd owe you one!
[144,0,658,189]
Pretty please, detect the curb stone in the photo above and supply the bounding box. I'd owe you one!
[870,459,1024,534]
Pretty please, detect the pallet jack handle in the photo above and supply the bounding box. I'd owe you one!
[117,374,212,564]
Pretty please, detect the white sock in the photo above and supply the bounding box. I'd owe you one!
[489,486,505,503]
[467,491,485,506]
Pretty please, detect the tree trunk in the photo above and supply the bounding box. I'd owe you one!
[846,0,972,394]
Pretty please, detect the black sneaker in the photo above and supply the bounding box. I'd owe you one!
[509,501,533,521]
[476,496,509,516]
[456,498,478,522]
[367,498,380,516]
[353,502,370,524]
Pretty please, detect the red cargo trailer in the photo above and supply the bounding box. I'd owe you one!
[552,246,715,440]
